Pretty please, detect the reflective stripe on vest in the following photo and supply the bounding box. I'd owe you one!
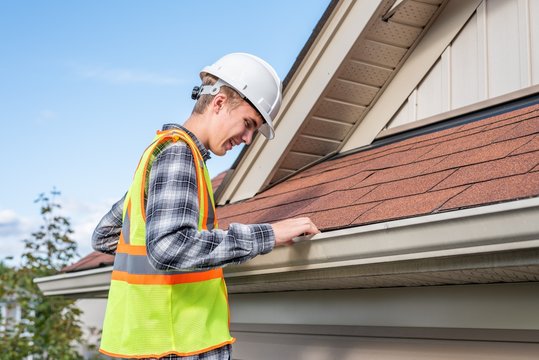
[99,129,234,358]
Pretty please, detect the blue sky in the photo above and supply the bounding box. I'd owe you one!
[0,0,330,263]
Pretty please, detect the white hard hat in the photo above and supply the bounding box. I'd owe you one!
[195,53,282,140]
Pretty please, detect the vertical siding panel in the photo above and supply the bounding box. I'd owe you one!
[441,46,451,111]
[385,0,538,130]
[409,89,418,123]
[486,0,521,97]
[530,0,539,84]
[451,13,479,109]
[476,1,488,99]
[387,98,411,129]
[518,0,531,87]
[416,59,443,119]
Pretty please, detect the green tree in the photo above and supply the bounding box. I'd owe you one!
[0,189,85,359]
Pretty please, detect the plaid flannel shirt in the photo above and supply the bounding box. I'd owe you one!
[92,124,275,360]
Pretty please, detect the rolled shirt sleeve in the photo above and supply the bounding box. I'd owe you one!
[91,194,125,255]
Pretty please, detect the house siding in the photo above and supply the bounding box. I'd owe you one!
[388,0,539,129]
[229,282,539,359]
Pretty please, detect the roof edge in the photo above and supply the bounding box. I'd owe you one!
[34,266,112,298]
[35,197,539,297]
[225,197,539,277]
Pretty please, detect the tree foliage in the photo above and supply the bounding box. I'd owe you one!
[0,189,85,359]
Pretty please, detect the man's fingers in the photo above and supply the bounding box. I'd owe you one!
[299,217,320,235]
[271,217,320,246]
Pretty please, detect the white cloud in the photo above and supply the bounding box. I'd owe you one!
[0,209,38,265]
[0,209,33,237]
[0,235,26,265]
[79,66,182,85]
[0,197,116,266]
[0,209,19,235]
[60,197,117,258]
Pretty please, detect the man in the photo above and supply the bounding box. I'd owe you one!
[92,53,319,359]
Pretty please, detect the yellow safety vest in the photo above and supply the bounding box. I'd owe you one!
[100,129,234,358]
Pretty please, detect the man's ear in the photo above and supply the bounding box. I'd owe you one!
[212,93,227,114]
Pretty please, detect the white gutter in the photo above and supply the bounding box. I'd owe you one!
[34,197,539,297]
[34,265,112,297]
[225,197,539,277]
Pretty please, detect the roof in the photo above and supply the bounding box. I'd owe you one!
[211,170,228,191]
[65,100,539,273]
[62,251,114,273]
[217,101,539,231]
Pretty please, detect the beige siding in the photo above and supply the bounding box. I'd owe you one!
[387,0,539,129]
[532,0,539,84]
[230,283,539,359]
[233,332,539,360]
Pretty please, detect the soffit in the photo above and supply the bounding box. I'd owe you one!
[269,0,447,185]
[227,252,539,294]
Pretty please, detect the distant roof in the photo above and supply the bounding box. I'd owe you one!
[65,101,539,273]
[62,251,114,273]
[211,171,229,192]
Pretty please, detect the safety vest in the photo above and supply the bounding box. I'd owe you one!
[100,129,234,359]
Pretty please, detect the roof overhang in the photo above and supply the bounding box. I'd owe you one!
[35,197,539,297]
[217,0,453,204]
[34,265,112,298]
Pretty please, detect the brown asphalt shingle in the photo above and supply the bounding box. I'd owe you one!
[354,186,468,225]
[211,171,228,191]
[439,172,539,211]
[62,251,114,273]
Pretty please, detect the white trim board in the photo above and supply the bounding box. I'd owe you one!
[34,266,112,298]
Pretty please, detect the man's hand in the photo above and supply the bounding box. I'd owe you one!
[271,217,320,246]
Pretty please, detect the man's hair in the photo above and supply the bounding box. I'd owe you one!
[191,74,244,115]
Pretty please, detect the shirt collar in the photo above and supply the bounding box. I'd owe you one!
[161,123,211,161]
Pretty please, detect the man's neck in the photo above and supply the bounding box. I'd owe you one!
[183,114,210,149]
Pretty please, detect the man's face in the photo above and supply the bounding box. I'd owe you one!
[209,100,263,156]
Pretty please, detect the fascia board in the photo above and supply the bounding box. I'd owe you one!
[34,266,112,297]
[342,0,483,152]
[217,0,384,205]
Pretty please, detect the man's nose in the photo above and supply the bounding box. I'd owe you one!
[242,131,253,145]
